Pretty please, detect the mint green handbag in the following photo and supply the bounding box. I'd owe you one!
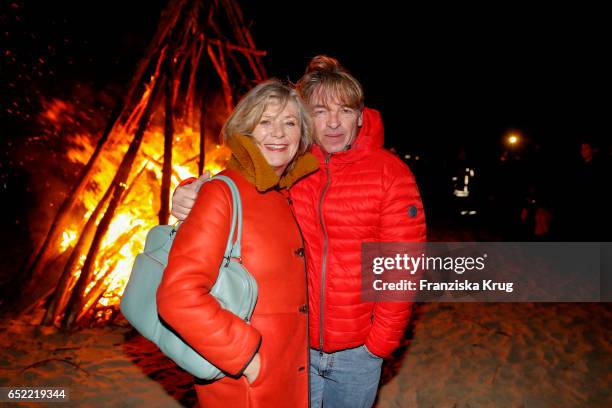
[120,175,258,380]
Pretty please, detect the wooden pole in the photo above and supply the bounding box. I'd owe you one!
[217,41,234,110]
[41,155,154,326]
[15,44,171,316]
[186,37,204,124]
[75,224,141,324]
[159,60,175,225]
[207,44,233,115]
[18,0,190,296]
[41,189,112,326]
[198,36,209,176]
[18,0,270,327]
[62,73,165,330]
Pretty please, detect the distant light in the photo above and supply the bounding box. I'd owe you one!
[469,210,477,215]
[415,156,420,161]
[405,154,411,159]
[506,131,522,146]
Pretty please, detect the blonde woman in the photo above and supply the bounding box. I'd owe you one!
[157,80,318,407]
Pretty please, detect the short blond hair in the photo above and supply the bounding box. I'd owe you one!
[222,79,313,156]
[296,55,364,110]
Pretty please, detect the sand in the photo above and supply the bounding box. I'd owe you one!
[1,303,610,407]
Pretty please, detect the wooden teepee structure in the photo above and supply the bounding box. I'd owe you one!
[14,0,267,329]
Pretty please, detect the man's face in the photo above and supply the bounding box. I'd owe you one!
[309,97,362,154]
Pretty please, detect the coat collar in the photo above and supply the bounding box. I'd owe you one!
[312,107,384,164]
[226,134,319,192]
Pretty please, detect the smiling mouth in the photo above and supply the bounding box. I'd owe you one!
[324,133,344,138]
[264,144,289,151]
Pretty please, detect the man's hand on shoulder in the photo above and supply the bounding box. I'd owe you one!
[171,172,210,221]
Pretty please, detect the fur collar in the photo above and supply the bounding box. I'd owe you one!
[226,134,319,192]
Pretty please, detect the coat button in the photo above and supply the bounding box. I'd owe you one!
[298,366,305,371]
[295,247,305,257]
[298,304,307,314]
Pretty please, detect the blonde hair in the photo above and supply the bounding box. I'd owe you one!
[222,79,313,156]
[296,55,364,110]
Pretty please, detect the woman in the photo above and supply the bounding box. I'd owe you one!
[156,80,318,407]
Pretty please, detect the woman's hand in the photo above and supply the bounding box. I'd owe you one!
[243,353,261,384]
[171,172,210,220]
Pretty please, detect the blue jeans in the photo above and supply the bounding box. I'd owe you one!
[310,346,383,408]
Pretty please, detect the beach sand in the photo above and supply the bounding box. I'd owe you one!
[1,302,610,407]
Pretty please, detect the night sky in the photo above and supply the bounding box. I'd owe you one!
[1,1,609,160]
[0,1,609,289]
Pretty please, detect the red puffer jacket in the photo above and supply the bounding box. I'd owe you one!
[290,108,426,358]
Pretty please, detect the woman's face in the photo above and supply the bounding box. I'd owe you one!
[251,100,301,175]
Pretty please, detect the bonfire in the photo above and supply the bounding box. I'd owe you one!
[14,0,267,330]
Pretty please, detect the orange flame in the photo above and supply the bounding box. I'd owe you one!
[59,228,78,252]
[41,97,231,323]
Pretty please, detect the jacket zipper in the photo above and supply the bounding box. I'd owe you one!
[318,154,332,357]
[284,193,311,407]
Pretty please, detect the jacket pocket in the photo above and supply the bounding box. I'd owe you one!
[362,345,382,360]
[247,349,266,388]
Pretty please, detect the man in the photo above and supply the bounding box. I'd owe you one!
[172,56,426,407]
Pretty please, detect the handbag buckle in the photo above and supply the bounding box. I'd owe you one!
[224,256,242,266]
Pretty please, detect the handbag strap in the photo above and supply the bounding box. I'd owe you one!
[211,175,243,260]
[170,175,243,260]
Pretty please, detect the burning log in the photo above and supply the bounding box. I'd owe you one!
[41,190,112,327]
[17,0,192,305]
[37,45,170,325]
[76,224,142,323]
[78,258,120,323]
[42,159,156,327]
[160,61,176,225]
[141,153,184,180]
[199,37,210,176]
[17,0,267,328]
[186,38,205,124]
[61,73,166,330]
[207,44,234,114]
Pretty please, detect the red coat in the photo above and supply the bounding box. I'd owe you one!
[289,108,427,358]
[158,137,318,407]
